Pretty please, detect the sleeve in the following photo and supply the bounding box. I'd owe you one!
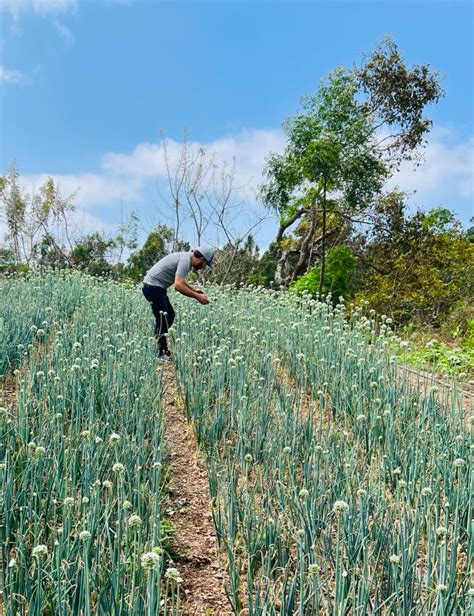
[176,254,191,278]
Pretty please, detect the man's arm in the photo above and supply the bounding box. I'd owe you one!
[174,276,209,304]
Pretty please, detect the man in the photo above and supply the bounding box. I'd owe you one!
[142,246,213,360]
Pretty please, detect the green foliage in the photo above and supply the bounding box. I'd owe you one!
[124,224,189,282]
[356,36,444,161]
[261,38,442,289]
[2,273,170,613]
[70,232,116,277]
[398,323,474,379]
[262,67,387,216]
[206,235,272,287]
[290,245,357,299]
[356,203,474,328]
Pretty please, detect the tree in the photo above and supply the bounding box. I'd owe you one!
[0,163,75,265]
[290,245,358,300]
[70,232,117,277]
[261,38,443,291]
[124,224,190,282]
[206,234,262,286]
[355,203,474,327]
[158,131,269,258]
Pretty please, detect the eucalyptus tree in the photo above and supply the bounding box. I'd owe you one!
[261,37,443,290]
[0,163,76,266]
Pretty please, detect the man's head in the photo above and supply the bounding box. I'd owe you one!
[191,246,214,270]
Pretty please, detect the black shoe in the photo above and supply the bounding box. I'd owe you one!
[157,355,172,364]
[157,350,172,363]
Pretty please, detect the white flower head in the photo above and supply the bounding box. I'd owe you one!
[112,462,125,474]
[128,514,142,528]
[32,544,48,559]
[79,530,91,542]
[165,567,181,583]
[389,554,401,564]
[333,500,349,515]
[109,433,121,445]
[63,496,75,507]
[141,551,161,572]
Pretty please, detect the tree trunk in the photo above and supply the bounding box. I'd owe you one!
[291,205,318,281]
[318,181,327,295]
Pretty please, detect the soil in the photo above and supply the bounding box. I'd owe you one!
[160,363,232,615]
[0,373,17,414]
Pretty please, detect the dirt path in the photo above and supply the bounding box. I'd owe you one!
[160,364,232,615]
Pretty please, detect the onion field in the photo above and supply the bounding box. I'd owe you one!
[1,273,471,614]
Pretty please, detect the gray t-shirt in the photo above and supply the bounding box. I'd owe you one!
[143,252,192,289]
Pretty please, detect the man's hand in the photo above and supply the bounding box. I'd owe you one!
[175,276,209,303]
[196,293,209,305]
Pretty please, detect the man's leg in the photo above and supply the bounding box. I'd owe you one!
[165,296,175,330]
[154,295,175,356]
[143,285,172,356]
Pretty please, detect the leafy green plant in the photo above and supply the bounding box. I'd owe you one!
[290,245,357,299]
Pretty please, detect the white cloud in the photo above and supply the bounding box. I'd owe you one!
[54,19,74,43]
[0,64,25,83]
[387,129,474,204]
[19,172,143,209]
[19,129,284,212]
[14,126,473,244]
[103,128,286,195]
[1,0,77,15]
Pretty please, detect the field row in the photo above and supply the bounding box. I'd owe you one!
[1,278,180,615]
[0,272,93,380]
[172,287,470,614]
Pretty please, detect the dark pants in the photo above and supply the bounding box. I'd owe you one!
[142,283,175,355]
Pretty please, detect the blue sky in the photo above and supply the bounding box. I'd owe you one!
[1,0,473,248]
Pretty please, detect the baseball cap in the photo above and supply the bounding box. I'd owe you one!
[195,245,214,267]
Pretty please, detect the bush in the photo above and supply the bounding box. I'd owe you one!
[290,245,357,299]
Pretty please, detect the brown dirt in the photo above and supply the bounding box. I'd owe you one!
[160,363,232,616]
[0,373,17,415]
